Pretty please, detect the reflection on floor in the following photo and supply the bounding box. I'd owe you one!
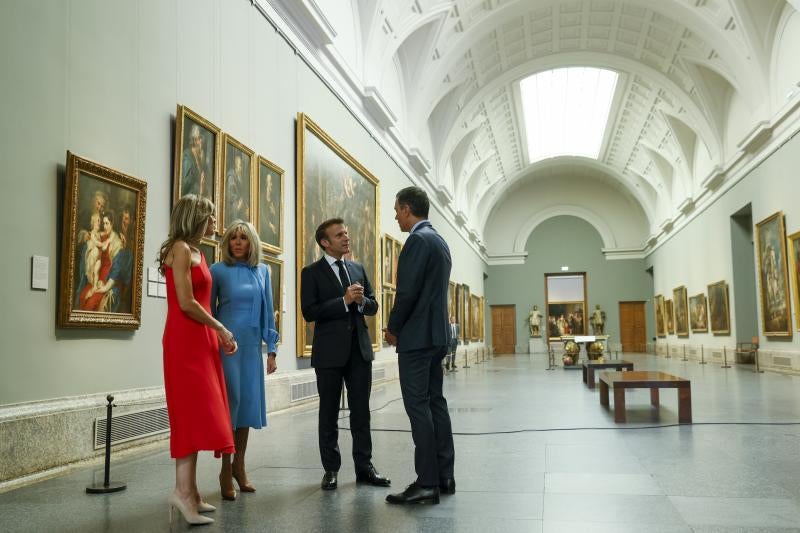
[2,352,800,532]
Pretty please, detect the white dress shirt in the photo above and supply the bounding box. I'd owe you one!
[323,253,365,312]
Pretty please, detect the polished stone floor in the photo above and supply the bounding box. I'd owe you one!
[2,352,800,532]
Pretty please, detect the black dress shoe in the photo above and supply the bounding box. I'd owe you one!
[440,478,456,494]
[321,471,337,490]
[356,466,391,487]
[385,483,439,505]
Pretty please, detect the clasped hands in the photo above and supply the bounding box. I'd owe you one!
[216,327,238,355]
[343,282,364,305]
[382,328,397,346]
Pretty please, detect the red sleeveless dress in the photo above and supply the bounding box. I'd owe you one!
[163,254,235,458]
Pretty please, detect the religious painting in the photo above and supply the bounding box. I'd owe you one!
[448,281,457,322]
[173,105,219,208]
[479,296,485,341]
[665,299,675,335]
[673,286,689,337]
[382,234,398,288]
[221,134,254,233]
[546,301,585,338]
[296,113,380,357]
[198,238,218,267]
[470,294,481,341]
[58,152,147,329]
[689,293,708,333]
[654,294,666,337]
[755,211,792,336]
[457,283,470,343]
[788,231,800,331]
[707,280,730,335]
[381,291,395,347]
[256,156,284,255]
[262,254,283,342]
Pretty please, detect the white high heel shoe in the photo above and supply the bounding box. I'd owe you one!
[197,501,216,513]
[168,492,214,525]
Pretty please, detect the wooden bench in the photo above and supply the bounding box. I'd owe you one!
[582,360,634,389]
[598,371,692,423]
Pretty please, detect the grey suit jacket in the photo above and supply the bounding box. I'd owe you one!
[387,220,452,352]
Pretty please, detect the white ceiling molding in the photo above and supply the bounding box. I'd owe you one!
[275,0,336,48]
[362,86,398,129]
[486,252,528,266]
[602,246,649,260]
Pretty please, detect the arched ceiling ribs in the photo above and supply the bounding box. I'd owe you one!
[448,127,481,188]
[462,154,495,212]
[728,0,788,79]
[662,111,698,177]
[416,0,756,112]
[512,205,619,253]
[395,17,447,94]
[679,58,735,144]
[641,144,682,201]
[427,80,468,161]
[474,157,656,232]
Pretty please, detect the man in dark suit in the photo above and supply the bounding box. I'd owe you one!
[446,316,459,372]
[384,187,455,505]
[301,218,391,491]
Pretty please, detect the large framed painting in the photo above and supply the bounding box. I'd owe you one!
[221,134,255,233]
[673,286,689,337]
[470,294,481,341]
[262,254,283,343]
[654,294,666,337]
[448,281,457,321]
[296,113,380,357]
[479,296,485,341]
[256,156,284,255]
[707,280,731,335]
[755,212,792,336]
[382,234,398,288]
[689,293,708,333]
[381,291,395,347]
[58,152,147,329]
[457,283,470,342]
[788,231,800,331]
[665,299,675,335]
[173,105,219,208]
[546,301,586,338]
[198,238,218,266]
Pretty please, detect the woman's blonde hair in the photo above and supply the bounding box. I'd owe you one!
[220,220,261,267]
[157,194,215,274]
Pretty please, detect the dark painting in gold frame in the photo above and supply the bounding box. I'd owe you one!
[256,156,284,255]
[382,291,395,347]
[173,104,219,208]
[673,286,689,337]
[707,280,730,335]
[755,211,792,336]
[470,294,481,341]
[198,238,218,267]
[382,234,399,288]
[788,231,800,331]
[262,253,283,344]
[295,113,380,357]
[448,281,457,322]
[689,293,708,333]
[221,134,255,234]
[654,294,666,337]
[58,152,147,329]
[665,299,675,335]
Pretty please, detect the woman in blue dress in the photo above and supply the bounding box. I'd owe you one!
[210,220,279,500]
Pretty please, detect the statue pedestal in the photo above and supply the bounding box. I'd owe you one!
[528,337,546,354]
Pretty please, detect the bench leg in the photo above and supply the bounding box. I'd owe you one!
[599,380,609,406]
[650,388,660,406]
[678,387,692,423]
[613,388,626,423]
[587,368,595,389]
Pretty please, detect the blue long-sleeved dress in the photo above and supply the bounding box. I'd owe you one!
[210,261,279,429]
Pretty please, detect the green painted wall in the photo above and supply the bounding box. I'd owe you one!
[486,215,654,352]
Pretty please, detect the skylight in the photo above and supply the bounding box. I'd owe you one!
[519,67,618,164]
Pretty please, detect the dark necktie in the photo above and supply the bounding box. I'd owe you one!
[335,260,358,323]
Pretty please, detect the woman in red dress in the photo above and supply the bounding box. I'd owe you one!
[157,194,238,525]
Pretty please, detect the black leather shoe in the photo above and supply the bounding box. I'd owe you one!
[440,478,456,494]
[321,471,337,490]
[385,483,439,505]
[356,465,391,487]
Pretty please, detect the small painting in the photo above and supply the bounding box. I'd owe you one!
[689,293,708,333]
[654,294,666,337]
[257,156,284,255]
[221,134,254,232]
[173,105,219,207]
[673,286,689,337]
[707,280,731,335]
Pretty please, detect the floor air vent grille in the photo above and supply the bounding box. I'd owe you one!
[291,380,319,402]
[94,406,170,450]
[372,368,386,382]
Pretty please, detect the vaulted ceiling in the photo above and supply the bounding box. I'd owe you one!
[269,0,800,258]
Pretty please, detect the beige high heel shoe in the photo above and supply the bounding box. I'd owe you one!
[197,501,216,513]
[168,492,214,525]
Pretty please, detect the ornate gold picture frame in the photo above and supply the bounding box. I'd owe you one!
[198,238,218,266]
[58,152,147,329]
[654,294,666,337]
[755,211,792,336]
[220,134,255,234]
[262,253,283,344]
[256,156,284,255]
[707,280,730,335]
[689,293,708,333]
[673,285,689,337]
[173,105,219,209]
[788,230,800,331]
[295,113,380,357]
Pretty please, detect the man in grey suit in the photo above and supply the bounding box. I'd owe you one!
[384,187,455,505]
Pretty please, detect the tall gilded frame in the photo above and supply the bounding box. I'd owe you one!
[447,281,457,322]
[220,133,255,234]
[788,230,800,331]
[295,113,380,357]
[470,294,481,341]
[58,152,147,329]
[654,294,666,337]
[673,285,689,337]
[707,280,731,335]
[262,253,284,344]
[382,234,400,288]
[173,104,220,209]
[689,293,709,333]
[256,156,285,255]
[755,211,792,336]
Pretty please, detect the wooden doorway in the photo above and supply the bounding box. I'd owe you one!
[491,305,516,354]
[619,301,646,352]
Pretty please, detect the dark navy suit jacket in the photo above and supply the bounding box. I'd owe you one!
[387,220,452,352]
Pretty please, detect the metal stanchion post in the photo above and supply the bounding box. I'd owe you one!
[665,342,671,358]
[463,348,470,368]
[546,348,555,371]
[682,345,688,362]
[86,395,126,494]
[721,346,731,368]
[753,344,764,373]
[699,344,707,365]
